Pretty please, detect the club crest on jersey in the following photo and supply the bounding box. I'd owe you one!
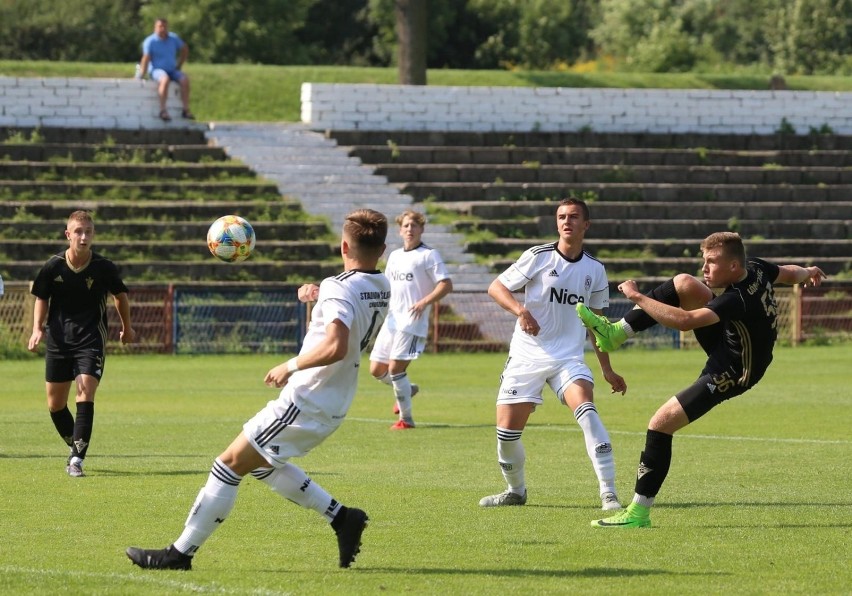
[86,277,94,290]
[584,276,592,291]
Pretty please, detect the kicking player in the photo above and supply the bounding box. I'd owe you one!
[578,231,826,528]
[126,209,390,570]
[28,210,136,477]
[479,197,628,511]
[369,210,453,429]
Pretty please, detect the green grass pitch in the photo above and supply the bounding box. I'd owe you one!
[1,345,850,595]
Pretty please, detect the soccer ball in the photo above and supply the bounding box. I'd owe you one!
[207,215,256,263]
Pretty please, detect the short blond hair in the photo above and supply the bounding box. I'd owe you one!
[700,232,745,266]
[395,210,426,227]
[67,210,94,226]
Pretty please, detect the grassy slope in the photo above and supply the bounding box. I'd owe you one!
[0,346,849,595]
[2,61,852,123]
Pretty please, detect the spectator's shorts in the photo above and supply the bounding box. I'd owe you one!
[151,68,186,83]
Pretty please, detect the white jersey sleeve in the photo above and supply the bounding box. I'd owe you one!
[287,270,390,424]
[498,244,610,362]
[385,243,450,337]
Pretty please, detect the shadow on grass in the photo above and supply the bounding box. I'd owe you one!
[661,501,852,509]
[358,566,728,579]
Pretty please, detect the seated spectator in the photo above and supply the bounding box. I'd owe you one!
[138,18,194,121]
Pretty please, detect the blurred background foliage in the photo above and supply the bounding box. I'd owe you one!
[0,0,849,75]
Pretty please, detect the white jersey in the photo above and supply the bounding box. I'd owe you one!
[499,242,609,363]
[383,243,450,337]
[287,269,390,425]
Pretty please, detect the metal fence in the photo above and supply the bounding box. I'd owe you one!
[2,281,850,356]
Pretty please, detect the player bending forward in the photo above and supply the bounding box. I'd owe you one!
[127,209,390,569]
[577,231,826,528]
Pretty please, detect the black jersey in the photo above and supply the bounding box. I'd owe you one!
[703,257,781,388]
[31,251,129,352]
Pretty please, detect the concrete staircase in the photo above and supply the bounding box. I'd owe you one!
[204,122,493,291]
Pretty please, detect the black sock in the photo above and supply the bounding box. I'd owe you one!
[72,401,94,460]
[624,278,681,332]
[635,429,674,498]
[330,505,349,532]
[50,406,74,447]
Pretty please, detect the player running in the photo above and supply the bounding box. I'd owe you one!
[479,197,628,511]
[126,209,390,569]
[369,210,452,429]
[577,231,826,528]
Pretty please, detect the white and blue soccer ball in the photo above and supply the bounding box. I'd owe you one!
[206,215,256,263]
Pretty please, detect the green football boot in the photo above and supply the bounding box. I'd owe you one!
[591,503,652,528]
[576,303,628,352]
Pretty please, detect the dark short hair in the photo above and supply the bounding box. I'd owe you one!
[558,196,590,220]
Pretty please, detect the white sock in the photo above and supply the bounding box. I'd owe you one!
[496,427,526,494]
[173,458,241,555]
[374,370,392,386]
[574,402,616,496]
[391,372,414,423]
[255,462,341,522]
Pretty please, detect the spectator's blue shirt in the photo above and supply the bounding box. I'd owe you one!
[142,32,185,72]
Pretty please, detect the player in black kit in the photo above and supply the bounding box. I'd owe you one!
[577,231,826,528]
[28,210,136,477]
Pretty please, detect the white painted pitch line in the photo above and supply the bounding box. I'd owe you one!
[0,565,290,596]
[349,417,850,445]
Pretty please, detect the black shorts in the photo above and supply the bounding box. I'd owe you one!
[45,346,105,383]
[675,368,753,422]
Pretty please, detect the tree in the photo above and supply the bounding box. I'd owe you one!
[395,0,428,84]
[139,0,316,64]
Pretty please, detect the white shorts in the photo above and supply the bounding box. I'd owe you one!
[496,355,594,406]
[242,386,339,468]
[370,323,426,363]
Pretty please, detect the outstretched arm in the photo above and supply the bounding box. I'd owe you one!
[776,265,826,287]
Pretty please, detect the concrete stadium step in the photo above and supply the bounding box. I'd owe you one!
[206,122,488,270]
[0,199,307,221]
[487,256,849,277]
[405,182,852,203]
[331,130,852,151]
[1,180,281,198]
[6,220,331,241]
[349,145,852,168]
[0,162,259,181]
[376,164,852,186]
[0,143,227,162]
[454,218,852,239]
[4,259,341,283]
[0,126,208,145]
[438,200,852,221]
[2,239,336,261]
[466,238,852,259]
